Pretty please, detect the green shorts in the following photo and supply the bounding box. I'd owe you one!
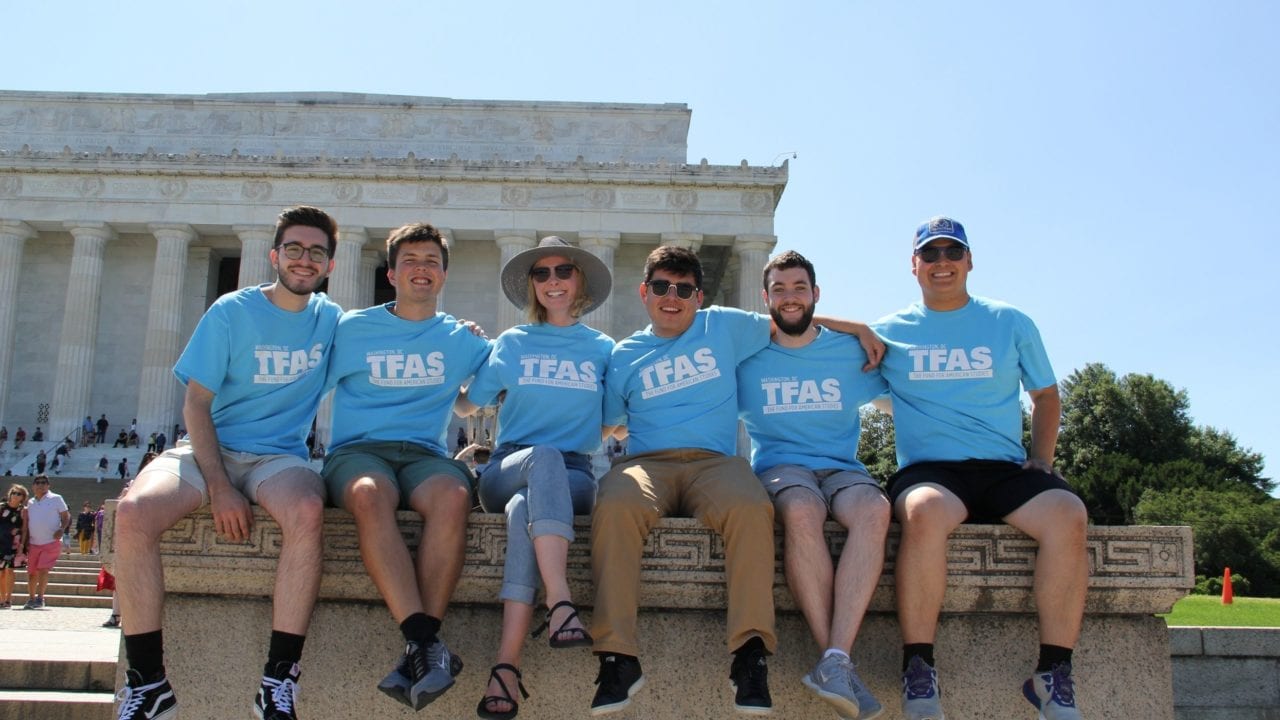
[321,440,473,510]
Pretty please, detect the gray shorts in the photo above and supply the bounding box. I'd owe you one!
[757,464,882,510]
[145,441,320,506]
[321,440,473,510]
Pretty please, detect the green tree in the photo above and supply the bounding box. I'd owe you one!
[857,407,898,483]
[1134,486,1280,596]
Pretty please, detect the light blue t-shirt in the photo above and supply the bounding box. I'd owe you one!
[327,304,492,455]
[469,322,615,455]
[173,285,342,458]
[604,306,771,456]
[873,295,1056,467]
[737,328,888,474]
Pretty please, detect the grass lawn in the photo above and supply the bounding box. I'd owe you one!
[1159,595,1280,627]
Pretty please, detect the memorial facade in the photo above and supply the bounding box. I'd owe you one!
[0,90,785,462]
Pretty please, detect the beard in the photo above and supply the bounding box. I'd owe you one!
[274,261,327,296]
[770,302,815,337]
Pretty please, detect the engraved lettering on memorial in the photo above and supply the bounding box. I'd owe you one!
[667,190,697,210]
[417,185,449,206]
[586,187,615,208]
[241,180,272,201]
[334,182,362,202]
[501,186,531,207]
[159,179,187,198]
[77,177,105,197]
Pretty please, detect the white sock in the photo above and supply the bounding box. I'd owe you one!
[823,648,850,660]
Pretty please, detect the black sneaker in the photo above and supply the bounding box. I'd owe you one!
[591,653,645,716]
[116,668,177,720]
[730,645,773,715]
[255,661,301,720]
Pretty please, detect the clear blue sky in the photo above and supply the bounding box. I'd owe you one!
[8,1,1277,482]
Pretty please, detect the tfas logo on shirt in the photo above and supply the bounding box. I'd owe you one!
[760,378,842,414]
[253,343,325,384]
[366,351,446,387]
[639,347,719,399]
[518,357,598,391]
[907,346,993,380]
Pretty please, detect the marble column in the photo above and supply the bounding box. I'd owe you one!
[0,221,36,427]
[135,224,196,438]
[328,226,367,310]
[659,232,703,251]
[578,231,620,338]
[734,234,777,314]
[50,222,115,439]
[494,230,537,332]
[234,225,274,288]
[359,249,382,310]
[436,227,453,310]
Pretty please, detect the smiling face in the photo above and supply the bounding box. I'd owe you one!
[269,225,334,297]
[641,268,703,338]
[530,254,581,325]
[912,240,972,311]
[387,239,446,308]
[764,265,819,337]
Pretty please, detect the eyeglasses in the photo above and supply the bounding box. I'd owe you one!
[915,245,968,263]
[277,242,331,263]
[530,264,576,283]
[646,279,699,300]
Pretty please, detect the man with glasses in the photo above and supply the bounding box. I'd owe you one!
[322,222,490,711]
[113,206,343,720]
[21,475,70,609]
[873,217,1087,720]
[589,245,884,716]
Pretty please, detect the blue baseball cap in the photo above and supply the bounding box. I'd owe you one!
[913,216,969,251]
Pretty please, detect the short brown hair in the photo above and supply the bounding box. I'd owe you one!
[274,206,338,257]
[643,245,703,288]
[762,250,816,289]
[386,223,449,270]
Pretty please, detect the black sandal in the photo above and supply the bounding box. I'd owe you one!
[476,663,528,720]
[531,599,593,648]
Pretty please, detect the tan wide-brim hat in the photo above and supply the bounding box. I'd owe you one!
[499,236,612,315]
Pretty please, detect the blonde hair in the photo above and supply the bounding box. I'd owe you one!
[524,266,591,323]
[7,483,28,502]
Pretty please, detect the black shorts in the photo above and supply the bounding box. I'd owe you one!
[888,459,1077,523]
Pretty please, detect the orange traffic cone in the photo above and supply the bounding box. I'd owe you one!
[1222,567,1234,605]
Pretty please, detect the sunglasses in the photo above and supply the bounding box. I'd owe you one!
[915,245,968,263]
[33,480,49,485]
[530,264,576,283]
[277,242,331,263]
[646,279,699,300]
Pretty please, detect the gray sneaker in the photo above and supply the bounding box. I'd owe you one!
[848,662,884,720]
[1022,662,1082,720]
[802,654,860,718]
[901,656,944,720]
[377,638,463,710]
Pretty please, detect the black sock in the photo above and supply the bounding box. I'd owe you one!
[266,630,306,673]
[399,613,441,645]
[1036,644,1073,672]
[903,643,935,671]
[733,636,767,656]
[124,630,165,681]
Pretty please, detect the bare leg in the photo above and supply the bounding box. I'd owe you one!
[893,484,967,644]
[408,475,471,619]
[533,534,588,638]
[1004,489,1089,648]
[776,489,836,648]
[255,467,326,635]
[482,600,535,714]
[113,470,203,634]
[1,568,12,602]
[827,485,891,652]
[344,475,423,622]
[29,569,49,599]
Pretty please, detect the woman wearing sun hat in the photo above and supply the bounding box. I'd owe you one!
[459,236,615,720]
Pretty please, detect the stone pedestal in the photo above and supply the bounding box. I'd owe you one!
[106,508,1191,719]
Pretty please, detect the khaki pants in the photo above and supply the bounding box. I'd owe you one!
[590,449,777,656]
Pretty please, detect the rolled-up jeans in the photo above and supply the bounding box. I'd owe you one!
[477,444,597,604]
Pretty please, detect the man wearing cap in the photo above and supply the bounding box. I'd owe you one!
[113,205,343,720]
[737,250,891,720]
[873,217,1087,720]
[589,244,885,717]
[322,222,490,711]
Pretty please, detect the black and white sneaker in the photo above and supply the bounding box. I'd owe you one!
[377,638,463,710]
[730,645,773,715]
[116,669,177,720]
[591,653,645,715]
[255,661,301,720]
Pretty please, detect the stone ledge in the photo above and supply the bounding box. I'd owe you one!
[105,505,1192,615]
[1171,627,1280,657]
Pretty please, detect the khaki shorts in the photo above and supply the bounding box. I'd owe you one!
[321,441,473,510]
[757,464,883,510]
[145,441,320,506]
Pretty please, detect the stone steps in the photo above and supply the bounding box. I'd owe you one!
[0,690,113,720]
[12,557,112,608]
